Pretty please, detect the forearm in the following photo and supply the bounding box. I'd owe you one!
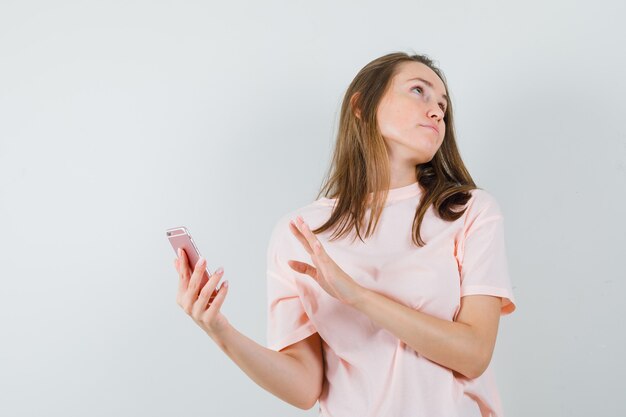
[210,324,317,409]
[351,288,484,378]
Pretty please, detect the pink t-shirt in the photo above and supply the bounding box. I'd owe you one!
[266,181,516,417]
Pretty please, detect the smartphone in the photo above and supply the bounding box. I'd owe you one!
[166,226,215,293]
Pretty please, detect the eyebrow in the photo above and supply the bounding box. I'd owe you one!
[406,77,448,108]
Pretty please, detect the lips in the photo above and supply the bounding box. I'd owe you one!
[419,124,439,134]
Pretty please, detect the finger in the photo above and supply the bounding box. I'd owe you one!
[175,254,192,304]
[294,216,324,255]
[288,260,318,281]
[177,249,191,281]
[289,220,313,254]
[192,268,224,317]
[184,257,207,305]
[297,217,331,262]
[200,280,229,322]
[174,257,183,277]
[176,258,189,303]
[179,248,192,280]
[289,225,326,279]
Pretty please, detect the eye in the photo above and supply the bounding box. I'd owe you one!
[412,86,447,113]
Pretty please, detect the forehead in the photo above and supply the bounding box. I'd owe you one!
[393,61,447,95]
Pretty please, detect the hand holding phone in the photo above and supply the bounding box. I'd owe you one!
[167,226,230,337]
[167,226,211,285]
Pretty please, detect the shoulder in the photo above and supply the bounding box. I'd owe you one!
[464,188,505,220]
[267,200,329,253]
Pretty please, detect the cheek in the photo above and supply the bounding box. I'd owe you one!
[376,106,393,137]
[377,102,413,137]
[377,112,395,137]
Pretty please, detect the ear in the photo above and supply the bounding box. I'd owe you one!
[350,92,362,119]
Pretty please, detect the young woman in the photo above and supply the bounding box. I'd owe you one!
[174,51,517,417]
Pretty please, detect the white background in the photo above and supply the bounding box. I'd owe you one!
[1,1,624,416]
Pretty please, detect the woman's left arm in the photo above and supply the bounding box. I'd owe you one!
[287,215,502,380]
[350,289,501,379]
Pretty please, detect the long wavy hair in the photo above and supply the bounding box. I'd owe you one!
[312,52,478,247]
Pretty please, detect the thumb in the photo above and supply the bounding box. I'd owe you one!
[288,260,317,279]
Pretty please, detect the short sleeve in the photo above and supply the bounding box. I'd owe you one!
[457,190,517,315]
[265,217,317,351]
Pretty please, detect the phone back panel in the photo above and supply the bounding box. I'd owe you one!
[166,227,213,290]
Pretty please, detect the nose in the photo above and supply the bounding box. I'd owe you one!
[427,103,444,121]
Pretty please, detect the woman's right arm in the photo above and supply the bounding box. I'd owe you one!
[214,326,323,410]
[174,249,324,410]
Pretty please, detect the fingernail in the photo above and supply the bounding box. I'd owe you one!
[196,257,205,267]
[223,280,229,288]
[177,248,182,257]
[215,266,224,275]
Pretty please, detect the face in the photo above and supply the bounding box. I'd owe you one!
[376,61,448,166]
